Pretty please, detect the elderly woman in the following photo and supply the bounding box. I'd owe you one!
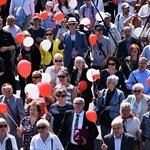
[30,119,64,150]
[45,53,64,87]
[17,100,42,150]
[55,68,77,104]
[126,83,150,121]
[48,86,73,134]
[0,118,18,150]
[70,56,92,110]
[94,75,125,138]
[115,101,141,149]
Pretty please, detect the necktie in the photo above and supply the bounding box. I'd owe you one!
[74,114,79,131]
[122,119,127,133]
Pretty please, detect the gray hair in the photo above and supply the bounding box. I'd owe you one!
[73,56,88,69]
[111,118,123,127]
[139,56,148,63]
[132,83,144,91]
[120,101,131,114]
[36,119,49,127]
[107,75,119,86]
[73,97,85,104]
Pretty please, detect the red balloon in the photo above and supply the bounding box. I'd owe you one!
[38,82,52,97]
[0,0,7,6]
[0,103,7,114]
[17,60,31,78]
[147,77,150,86]
[34,13,41,17]
[89,34,97,46]
[16,33,25,44]
[113,0,118,5]
[40,11,48,20]
[54,12,64,21]
[78,81,87,92]
[86,110,97,123]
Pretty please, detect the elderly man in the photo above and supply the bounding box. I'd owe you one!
[101,118,135,150]
[58,17,88,74]
[58,97,99,150]
[0,83,25,149]
[126,57,150,95]
[126,83,150,121]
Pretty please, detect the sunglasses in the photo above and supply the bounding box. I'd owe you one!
[58,75,66,78]
[32,76,40,79]
[46,33,53,36]
[56,94,66,98]
[37,126,46,130]
[55,60,62,63]
[133,90,141,93]
[0,124,7,128]
[108,63,115,66]
[68,23,76,25]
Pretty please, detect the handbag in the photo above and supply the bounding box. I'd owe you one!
[84,48,91,67]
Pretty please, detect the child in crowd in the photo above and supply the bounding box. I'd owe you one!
[56,18,69,40]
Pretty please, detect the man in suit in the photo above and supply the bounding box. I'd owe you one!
[116,26,142,63]
[58,97,99,150]
[58,17,88,74]
[101,118,135,150]
[0,83,25,149]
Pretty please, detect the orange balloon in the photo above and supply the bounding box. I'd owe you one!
[89,34,97,46]
[40,11,48,20]
[34,13,41,17]
[86,110,97,123]
[147,77,150,86]
[0,0,7,6]
[16,33,25,44]
[0,103,7,114]
[38,82,52,97]
[54,12,64,21]
[78,81,87,92]
[17,60,31,78]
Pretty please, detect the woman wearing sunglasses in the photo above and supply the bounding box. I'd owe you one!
[126,83,149,121]
[48,86,73,134]
[96,56,126,96]
[30,119,64,150]
[56,68,77,104]
[0,118,18,150]
[17,100,42,150]
[40,28,64,71]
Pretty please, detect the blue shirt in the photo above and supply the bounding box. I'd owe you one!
[126,69,150,95]
[125,38,132,55]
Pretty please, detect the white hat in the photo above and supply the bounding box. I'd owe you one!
[67,17,77,23]
[46,1,53,7]
[121,2,130,9]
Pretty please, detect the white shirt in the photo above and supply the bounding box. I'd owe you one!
[0,133,18,150]
[70,110,84,144]
[114,135,122,150]
[30,132,64,150]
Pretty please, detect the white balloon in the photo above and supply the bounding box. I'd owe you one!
[69,0,77,9]
[95,11,105,21]
[41,40,51,51]
[23,37,34,47]
[42,73,51,82]
[134,27,143,38]
[24,83,39,99]
[80,18,91,26]
[86,68,96,82]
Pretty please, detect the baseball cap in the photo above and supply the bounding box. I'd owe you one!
[46,1,53,7]
[121,2,130,9]
[104,12,111,18]
[95,24,104,31]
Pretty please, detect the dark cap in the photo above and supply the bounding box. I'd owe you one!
[95,24,104,31]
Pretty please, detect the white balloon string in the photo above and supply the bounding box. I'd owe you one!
[7,113,18,128]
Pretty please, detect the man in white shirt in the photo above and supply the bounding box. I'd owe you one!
[101,118,135,150]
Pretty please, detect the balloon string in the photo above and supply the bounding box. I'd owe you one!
[25,78,27,85]
[7,113,18,128]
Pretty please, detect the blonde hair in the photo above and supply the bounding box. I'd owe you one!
[0,118,10,132]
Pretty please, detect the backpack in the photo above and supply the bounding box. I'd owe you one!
[82,4,94,18]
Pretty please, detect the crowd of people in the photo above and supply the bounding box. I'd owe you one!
[0,0,150,149]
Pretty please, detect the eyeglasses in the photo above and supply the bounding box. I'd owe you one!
[73,103,83,106]
[32,76,40,79]
[55,60,62,63]
[37,126,46,130]
[56,94,66,98]
[108,63,115,66]
[68,23,76,25]
[29,108,37,112]
[58,75,66,78]
[0,124,7,128]
[122,109,130,112]
[84,0,90,1]
[46,33,53,36]
[130,50,137,53]
[107,81,113,84]
[133,90,141,93]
